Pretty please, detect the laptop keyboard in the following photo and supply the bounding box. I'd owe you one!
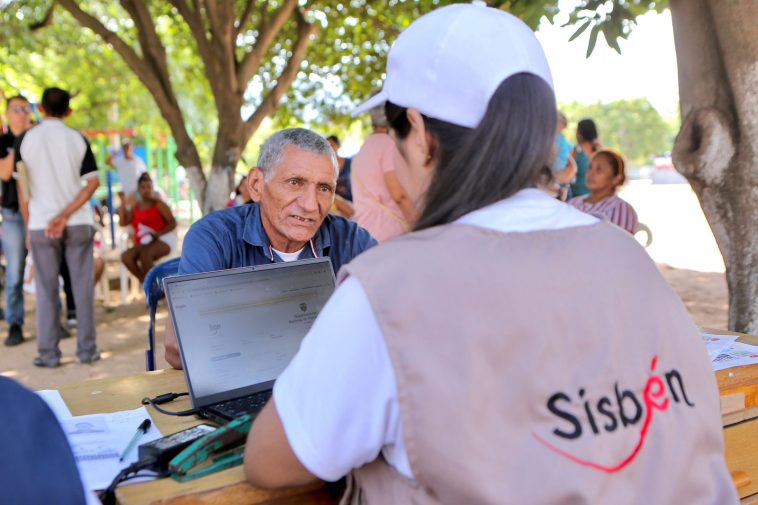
[213,390,272,418]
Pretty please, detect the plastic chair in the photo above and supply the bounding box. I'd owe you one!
[143,258,181,371]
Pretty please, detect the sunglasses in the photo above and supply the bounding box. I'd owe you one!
[8,106,32,114]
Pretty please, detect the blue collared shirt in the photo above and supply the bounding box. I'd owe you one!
[179,203,377,276]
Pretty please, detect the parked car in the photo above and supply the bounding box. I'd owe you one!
[652,153,687,184]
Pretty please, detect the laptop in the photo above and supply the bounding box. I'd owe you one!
[164,257,336,423]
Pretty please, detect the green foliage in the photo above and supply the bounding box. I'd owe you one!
[1,0,660,169]
[271,0,562,126]
[2,1,565,136]
[562,0,668,57]
[0,1,216,161]
[560,98,679,165]
[1,2,161,130]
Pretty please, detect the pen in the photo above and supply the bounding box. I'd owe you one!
[119,419,151,462]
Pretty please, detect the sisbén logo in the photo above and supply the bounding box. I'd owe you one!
[533,356,695,473]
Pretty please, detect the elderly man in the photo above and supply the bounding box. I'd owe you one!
[164,128,376,369]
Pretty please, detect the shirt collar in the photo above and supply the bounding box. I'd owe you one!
[242,203,332,256]
[455,188,598,234]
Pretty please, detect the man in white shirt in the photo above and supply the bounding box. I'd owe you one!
[16,87,101,368]
[107,140,146,200]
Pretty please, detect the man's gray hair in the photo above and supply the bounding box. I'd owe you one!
[257,128,338,181]
[369,105,388,129]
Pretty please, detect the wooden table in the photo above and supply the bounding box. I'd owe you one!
[712,330,758,502]
[58,331,758,504]
[58,370,336,505]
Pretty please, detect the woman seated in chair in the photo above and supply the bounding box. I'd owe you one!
[119,173,177,282]
[567,148,638,234]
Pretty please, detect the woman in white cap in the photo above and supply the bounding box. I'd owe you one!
[244,3,737,504]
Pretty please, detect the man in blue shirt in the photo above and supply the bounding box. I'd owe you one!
[165,128,376,368]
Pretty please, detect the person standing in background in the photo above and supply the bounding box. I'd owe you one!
[327,135,353,202]
[15,87,101,368]
[351,106,415,241]
[552,111,576,201]
[0,95,32,346]
[570,118,600,198]
[107,140,146,201]
[326,135,355,218]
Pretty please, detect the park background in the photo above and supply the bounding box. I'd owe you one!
[0,1,737,389]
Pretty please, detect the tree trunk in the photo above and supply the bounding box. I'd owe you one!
[670,0,758,333]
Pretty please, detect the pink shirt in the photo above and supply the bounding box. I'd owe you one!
[568,193,638,234]
[351,133,409,241]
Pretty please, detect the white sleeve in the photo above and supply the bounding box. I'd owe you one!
[273,276,411,482]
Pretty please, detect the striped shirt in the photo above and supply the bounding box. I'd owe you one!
[567,193,638,234]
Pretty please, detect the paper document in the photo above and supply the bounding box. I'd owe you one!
[61,407,163,491]
[700,333,740,360]
[711,341,758,372]
[36,389,73,419]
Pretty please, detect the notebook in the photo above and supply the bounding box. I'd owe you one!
[164,258,336,423]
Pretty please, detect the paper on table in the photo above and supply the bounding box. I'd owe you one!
[61,406,163,492]
[36,389,73,419]
[700,333,740,360]
[711,341,758,372]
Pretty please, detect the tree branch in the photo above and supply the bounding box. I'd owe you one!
[202,0,224,46]
[29,2,56,31]
[235,0,298,93]
[120,0,174,102]
[56,0,152,87]
[242,9,317,141]
[55,0,206,198]
[170,0,238,107]
[167,0,213,63]
[235,0,257,39]
[205,1,237,91]
[167,0,233,98]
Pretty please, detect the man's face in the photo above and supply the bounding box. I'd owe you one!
[250,146,337,252]
[5,98,32,133]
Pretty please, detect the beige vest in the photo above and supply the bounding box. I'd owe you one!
[339,223,737,505]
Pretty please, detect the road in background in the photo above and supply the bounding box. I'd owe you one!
[620,180,725,273]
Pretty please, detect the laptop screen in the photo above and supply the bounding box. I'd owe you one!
[165,258,335,406]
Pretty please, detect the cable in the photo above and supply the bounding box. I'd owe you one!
[141,392,198,417]
[142,391,189,405]
[99,457,157,505]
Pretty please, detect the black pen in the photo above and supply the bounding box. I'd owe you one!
[119,419,151,462]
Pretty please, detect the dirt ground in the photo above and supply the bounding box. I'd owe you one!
[0,263,728,392]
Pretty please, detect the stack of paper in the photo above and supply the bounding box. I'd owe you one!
[60,407,163,491]
[701,333,758,372]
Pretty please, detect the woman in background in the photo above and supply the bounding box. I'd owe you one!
[571,118,600,197]
[119,173,176,282]
[568,149,638,234]
[350,106,415,241]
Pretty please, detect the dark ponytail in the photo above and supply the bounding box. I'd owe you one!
[577,118,599,153]
[387,73,556,230]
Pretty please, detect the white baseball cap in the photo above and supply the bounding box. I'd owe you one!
[352,1,553,129]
